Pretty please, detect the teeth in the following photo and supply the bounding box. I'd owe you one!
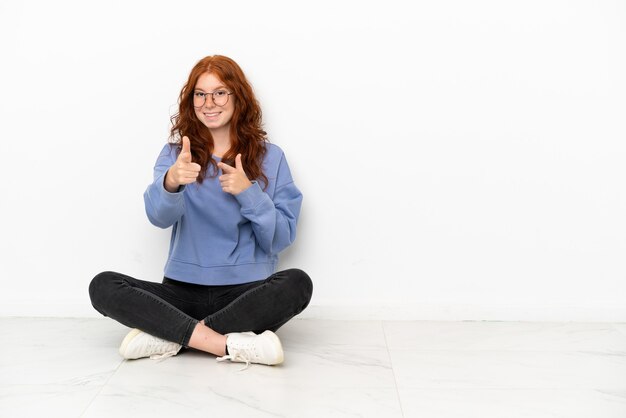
[205,113,220,116]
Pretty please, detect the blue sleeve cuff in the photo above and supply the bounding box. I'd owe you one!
[234,181,267,210]
[156,171,186,198]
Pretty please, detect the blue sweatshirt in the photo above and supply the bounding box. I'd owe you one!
[143,142,302,286]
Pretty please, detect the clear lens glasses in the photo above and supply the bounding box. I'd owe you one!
[193,90,233,107]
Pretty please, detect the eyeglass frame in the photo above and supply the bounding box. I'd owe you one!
[192,89,234,108]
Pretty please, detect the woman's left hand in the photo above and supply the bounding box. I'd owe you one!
[218,154,253,195]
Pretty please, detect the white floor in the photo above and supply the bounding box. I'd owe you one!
[1,318,626,417]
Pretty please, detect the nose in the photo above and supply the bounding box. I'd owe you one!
[203,98,216,109]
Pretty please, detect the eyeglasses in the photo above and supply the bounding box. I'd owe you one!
[193,90,233,107]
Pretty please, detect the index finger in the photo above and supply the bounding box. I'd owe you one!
[217,162,236,173]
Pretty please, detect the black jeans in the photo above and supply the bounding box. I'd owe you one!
[89,269,313,347]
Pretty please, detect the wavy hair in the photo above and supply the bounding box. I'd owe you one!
[169,55,268,188]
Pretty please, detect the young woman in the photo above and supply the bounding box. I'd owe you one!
[89,55,312,368]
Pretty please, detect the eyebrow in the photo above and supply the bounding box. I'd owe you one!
[194,85,227,92]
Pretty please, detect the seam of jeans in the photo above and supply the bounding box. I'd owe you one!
[158,294,212,305]
[128,286,196,329]
[181,319,196,347]
[204,280,270,324]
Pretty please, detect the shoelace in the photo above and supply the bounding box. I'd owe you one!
[150,350,179,361]
[216,352,252,371]
[144,338,181,361]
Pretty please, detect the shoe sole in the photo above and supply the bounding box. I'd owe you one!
[119,328,142,359]
[263,331,284,365]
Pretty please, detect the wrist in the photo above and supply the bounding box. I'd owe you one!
[164,170,180,193]
[236,180,253,195]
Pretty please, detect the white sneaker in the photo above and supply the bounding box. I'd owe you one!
[119,328,182,360]
[216,330,284,369]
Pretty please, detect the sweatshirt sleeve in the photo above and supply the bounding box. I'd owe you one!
[143,144,187,229]
[234,152,303,255]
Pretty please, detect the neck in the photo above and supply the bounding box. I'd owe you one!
[210,126,231,158]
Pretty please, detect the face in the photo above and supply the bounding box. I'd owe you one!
[193,72,235,136]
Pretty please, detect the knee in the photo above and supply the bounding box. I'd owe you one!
[88,271,118,310]
[286,268,313,308]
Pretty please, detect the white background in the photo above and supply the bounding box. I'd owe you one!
[1,0,624,320]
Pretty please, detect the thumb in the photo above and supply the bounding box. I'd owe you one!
[180,136,192,163]
[235,154,243,171]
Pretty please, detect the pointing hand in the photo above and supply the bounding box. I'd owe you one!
[165,136,201,191]
[217,154,253,195]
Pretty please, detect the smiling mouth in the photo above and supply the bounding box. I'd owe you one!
[204,112,221,117]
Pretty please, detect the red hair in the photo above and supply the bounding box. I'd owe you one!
[169,55,268,188]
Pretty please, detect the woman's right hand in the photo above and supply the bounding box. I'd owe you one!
[164,136,201,192]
